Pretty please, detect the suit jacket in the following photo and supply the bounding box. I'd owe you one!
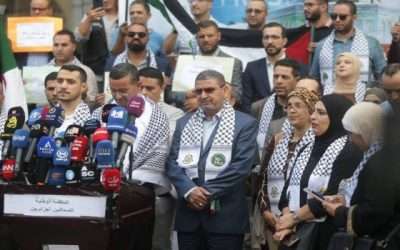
[241,58,271,114]
[166,111,258,234]
[216,50,243,96]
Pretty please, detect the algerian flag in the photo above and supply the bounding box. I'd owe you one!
[0,18,28,116]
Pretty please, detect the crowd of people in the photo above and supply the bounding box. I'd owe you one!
[1,0,400,250]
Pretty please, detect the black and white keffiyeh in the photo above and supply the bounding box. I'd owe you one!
[267,127,314,214]
[307,136,348,196]
[319,28,370,87]
[257,94,277,156]
[323,80,366,103]
[113,49,158,69]
[72,101,91,126]
[123,102,171,194]
[338,142,382,206]
[177,101,235,181]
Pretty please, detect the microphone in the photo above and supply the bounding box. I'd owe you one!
[101,104,117,124]
[35,136,56,184]
[95,140,115,169]
[107,106,128,150]
[47,147,70,186]
[24,122,48,163]
[11,128,30,174]
[27,107,43,127]
[64,124,83,147]
[127,96,145,123]
[70,135,89,163]
[1,107,26,158]
[44,106,64,136]
[83,119,101,163]
[93,128,109,145]
[2,159,16,181]
[100,168,121,192]
[80,163,98,183]
[115,124,137,168]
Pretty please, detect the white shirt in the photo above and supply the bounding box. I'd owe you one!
[266,53,286,91]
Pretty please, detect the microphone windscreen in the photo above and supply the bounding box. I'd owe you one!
[127,96,145,118]
[36,136,56,158]
[53,147,71,166]
[101,104,117,123]
[95,140,114,169]
[107,106,128,133]
[101,168,121,192]
[12,129,30,149]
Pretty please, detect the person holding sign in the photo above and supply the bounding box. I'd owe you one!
[167,70,257,250]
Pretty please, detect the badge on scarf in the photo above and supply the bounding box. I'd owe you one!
[211,153,226,167]
[271,185,280,199]
[183,154,194,165]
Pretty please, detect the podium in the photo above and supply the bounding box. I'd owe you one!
[0,183,155,250]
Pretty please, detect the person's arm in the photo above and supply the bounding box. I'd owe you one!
[163,31,178,55]
[203,118,258,199]
[309,42,322,80]
[111,23,128,56]
[77,8,106,40]
[369,37,387,82]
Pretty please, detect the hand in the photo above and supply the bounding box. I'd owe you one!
[119,23,128,37]
[273,228,293,241]
[307,42,317,53]
[188,187,210,210]
[324,194,346,205]
[86,7,106,22]
[276,213,297,231]
[322,200,344,216]
[391,23,400,43]
[95,93,105,107]
[262,211,277,228]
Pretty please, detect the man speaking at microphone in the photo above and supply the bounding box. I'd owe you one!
[54,65,91,136]
[167,70,258,250]
[92,63,172,248]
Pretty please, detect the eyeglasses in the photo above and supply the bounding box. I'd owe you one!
[194,85,224,96]
[31,7,49,12]
[331,13,350,21]
[246,8,264,14]
[127,32,147,38]
[383,88,400,96]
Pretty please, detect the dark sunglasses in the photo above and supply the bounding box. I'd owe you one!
[331,13,349,21]
[127,32,147,38]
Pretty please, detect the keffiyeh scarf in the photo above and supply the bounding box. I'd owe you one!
[319,28,370,87]
[177,102,235,181]
[338,142,382,206]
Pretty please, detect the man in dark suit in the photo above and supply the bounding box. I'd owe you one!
[167,70,258,250]
[241,22,289,114]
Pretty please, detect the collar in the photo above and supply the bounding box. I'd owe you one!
[305,18,333,28]
[266,53,286,66]
[49,57,80,66]
[202,108,223,122]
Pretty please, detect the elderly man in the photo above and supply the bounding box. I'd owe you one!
[167,70,257,250]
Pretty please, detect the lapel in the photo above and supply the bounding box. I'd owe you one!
[257,59,271,95]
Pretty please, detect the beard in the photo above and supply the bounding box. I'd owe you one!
[128,43,146,53]
[199,44,218,55]
[305,11,321,22]
[265,47,282,57]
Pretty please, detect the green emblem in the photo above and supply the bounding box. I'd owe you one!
[211,153,226,167]
[183,154,193,165]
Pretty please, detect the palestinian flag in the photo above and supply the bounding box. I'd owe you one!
[0,19,28,116]
[160,0,333,65]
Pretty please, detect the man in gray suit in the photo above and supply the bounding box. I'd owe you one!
[196,20,243,98]
[166,70,257,250]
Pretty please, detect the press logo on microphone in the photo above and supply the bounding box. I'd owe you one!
[40,142,55,155]
[110,110,124,119]
[6,116,17,129]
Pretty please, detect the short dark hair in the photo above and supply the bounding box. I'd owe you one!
[130,0,151,14]
[44,71,58,88]
[128,22,149,33]
[274,58,301,78]
[110,63,138,85]
[59,64,87,83]
[298,75,323,96]
[197,20,220,32]
[54,29,77,44]
[195,70,225,87]
[383,63,400,77]
[262,22,287,38]
[335,0,357,15]
[318,0,328,5]
[138,67,164,86]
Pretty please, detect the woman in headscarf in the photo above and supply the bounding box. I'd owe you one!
[324,52,366,103]
[322,103,400,249]
[364,87,388,104]
[257,87,319,250]
[274,94,363,250]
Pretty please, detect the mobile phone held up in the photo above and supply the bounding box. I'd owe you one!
[93,0,103,9]
[303,187,325,202]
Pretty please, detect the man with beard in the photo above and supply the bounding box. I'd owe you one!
[310,0,386,87]
[230,0,267,31]
[242,23,306,114]
[381,63,400,114]
[196,20,243,99]
[285,0,333,65]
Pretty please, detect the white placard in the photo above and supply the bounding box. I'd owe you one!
[23,65,60,104]
[4,194,107,219]
[44,245,79,250]
[16,22,55,47]
[172,55,235,92]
